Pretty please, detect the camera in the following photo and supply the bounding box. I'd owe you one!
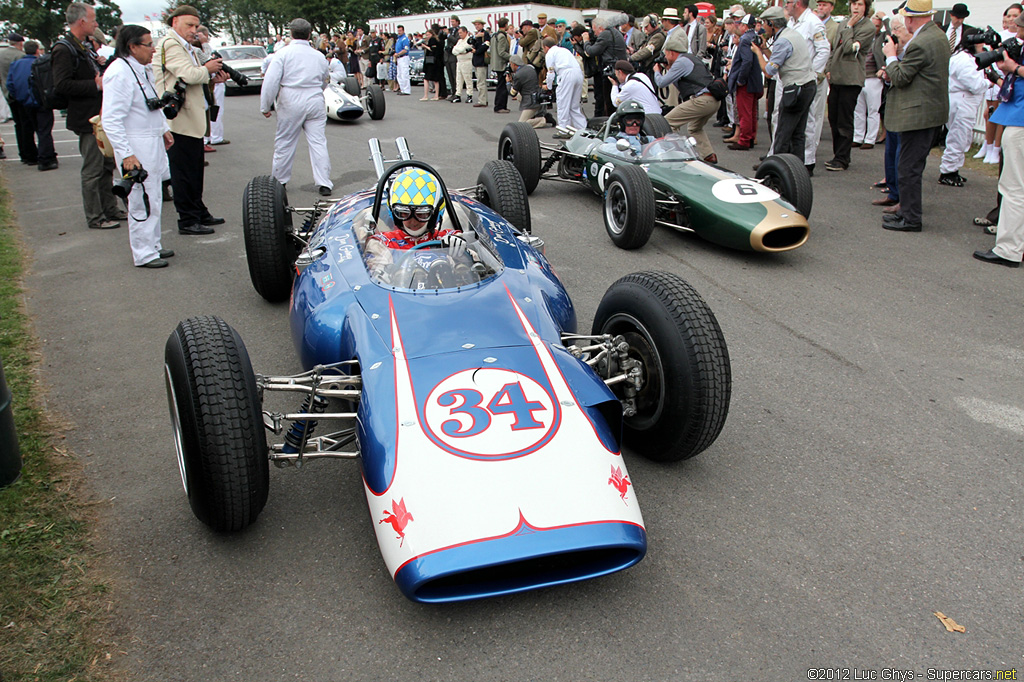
[653,54,669,66]
[112,165,149,201]
[536,89,555,105]
[969,26,1022,69]
[201,52,250,88]
[752,29,765,47]
[155,78,187,120]
[603,63,618,79]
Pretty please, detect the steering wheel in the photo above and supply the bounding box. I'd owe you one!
[370,160,463,233]
[410,240,443,251]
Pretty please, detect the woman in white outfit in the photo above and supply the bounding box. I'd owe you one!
[101,25,175,269]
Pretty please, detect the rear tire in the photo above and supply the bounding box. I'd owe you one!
[476,159,531,234]
[603,165,656,249]
[586,116,609,133]
[366,84,386,120]
[165,316,269,531]
[593,272,731,461]
[243,175,297,303]
[643,114,673,139]
[755,153,813,218]
[344,76,360,96]
[498,122,541,195]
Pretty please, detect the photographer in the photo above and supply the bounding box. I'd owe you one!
[973,12,1024,267]
[154,4,228,235]
[751,6,817,166]
[508,53,547,127]
[609,60,660,113]
[582,15,628,117]
[655,32,723,162]
[101,25,175,268]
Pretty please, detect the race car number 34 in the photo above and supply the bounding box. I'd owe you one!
[423,368,560,460]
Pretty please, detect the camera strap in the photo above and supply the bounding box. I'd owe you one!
[126,59,159,101]
[626,73,659,97]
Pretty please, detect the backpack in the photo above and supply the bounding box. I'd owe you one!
[31,39,76,110]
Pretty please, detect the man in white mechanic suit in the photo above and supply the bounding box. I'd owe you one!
[261,17,333,197]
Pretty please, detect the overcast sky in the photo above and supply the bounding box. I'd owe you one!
[117,0,167,23]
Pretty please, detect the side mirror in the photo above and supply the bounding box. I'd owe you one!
[615,138,632,152]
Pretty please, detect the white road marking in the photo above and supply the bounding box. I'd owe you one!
[955,396,1024,435]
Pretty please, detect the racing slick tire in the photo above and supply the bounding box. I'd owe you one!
[755,153,813,219]
[603,165,656,250]
[643,114,673,139]
[593,271,731,462]
[243,175,297,303]
[165,316,269,532]
[366,84,386,120]
[477,160,532,234]
[344,76,360,96]
[498,122,541,195]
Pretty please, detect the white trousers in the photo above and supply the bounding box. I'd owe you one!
[555,71,586,129]
[115,132,167,266]
[767,80,783,155]
[940,91,984,174]
[0,95,9,122]
[208,82,226,144]
[725,92,737,125]
[804,78,828,165]
[853,77,883,145]
[993,125,1024,262]
[455,60,474,97]
[474,65,489,105]
[272,90,332,189]
[397,55,411,94]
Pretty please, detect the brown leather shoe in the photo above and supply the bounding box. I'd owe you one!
[728,142,751,150]
[882,203,901,214]
[860,143,874,150]
[872,197,898,206]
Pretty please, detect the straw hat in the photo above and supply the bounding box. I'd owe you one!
[900,0,936,17]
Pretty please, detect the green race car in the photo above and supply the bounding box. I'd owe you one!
[497,111,811,252]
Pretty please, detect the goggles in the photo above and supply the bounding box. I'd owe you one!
[623,117,644,127]
[392,204,434,221]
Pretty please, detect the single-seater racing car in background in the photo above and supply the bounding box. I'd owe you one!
[325,76,386,122]
[497,102,812,252]
[163,138,732,604]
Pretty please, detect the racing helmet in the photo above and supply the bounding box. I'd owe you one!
[388,168,444,238]
[616,100,646,135]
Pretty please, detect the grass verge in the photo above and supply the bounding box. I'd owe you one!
[0,179,117,681]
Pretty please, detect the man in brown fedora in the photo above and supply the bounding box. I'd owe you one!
[879,0,950,232]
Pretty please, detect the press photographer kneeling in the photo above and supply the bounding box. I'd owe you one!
[101,24,176,268]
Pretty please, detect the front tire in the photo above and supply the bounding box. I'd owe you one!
[593,272,731,461]
[366,84,386,120]
[603,165,656,249]
[755,153,813,218]
[344,76,360,96]
[243,175,297,303]
[165,316,269,531]
[477,159,531,233]
[498,122,541,195]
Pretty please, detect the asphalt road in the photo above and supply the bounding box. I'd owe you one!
[3,90,1023,681]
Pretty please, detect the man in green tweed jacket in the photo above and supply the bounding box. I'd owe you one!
[879,0,950,232]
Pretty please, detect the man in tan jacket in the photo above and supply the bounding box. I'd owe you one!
[153,4,229,235]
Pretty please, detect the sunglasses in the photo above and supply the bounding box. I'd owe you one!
[392,204,433,221]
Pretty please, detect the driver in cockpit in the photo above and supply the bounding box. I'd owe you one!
[364,168,466,276]
[604,100,655,154]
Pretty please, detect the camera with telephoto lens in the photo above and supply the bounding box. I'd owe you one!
[112,165,149,201]
[154,78,187,119]
[536,89,555,105]
[653,54,669,66]
[970,26,1022,69]
[201,52,250,87]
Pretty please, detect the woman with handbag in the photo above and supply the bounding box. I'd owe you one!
[100,24,175,268]
[422,26,445,100]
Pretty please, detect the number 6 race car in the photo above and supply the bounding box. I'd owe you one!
[497,109,812,252]
[163,139,732,603]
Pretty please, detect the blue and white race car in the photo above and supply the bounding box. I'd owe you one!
[164,139,731,603]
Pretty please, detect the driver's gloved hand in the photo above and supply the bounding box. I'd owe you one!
[441,233,467,258]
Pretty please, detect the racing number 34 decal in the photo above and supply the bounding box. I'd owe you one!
[423,368,560,460]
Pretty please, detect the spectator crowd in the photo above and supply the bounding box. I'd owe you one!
[1,0,1023,268]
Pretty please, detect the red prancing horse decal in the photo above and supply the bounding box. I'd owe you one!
[608,465,631,504]
[380,497,414,546]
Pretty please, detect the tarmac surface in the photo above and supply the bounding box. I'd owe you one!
[3,89,1023,680]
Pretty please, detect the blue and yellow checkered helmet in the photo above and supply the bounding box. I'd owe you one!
[389,167,443,211]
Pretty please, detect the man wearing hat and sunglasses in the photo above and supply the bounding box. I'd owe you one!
[879,0,950,232]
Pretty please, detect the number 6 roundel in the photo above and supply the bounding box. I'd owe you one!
[423,368,561,460]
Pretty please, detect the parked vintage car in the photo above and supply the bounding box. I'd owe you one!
[164,139,731,603]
